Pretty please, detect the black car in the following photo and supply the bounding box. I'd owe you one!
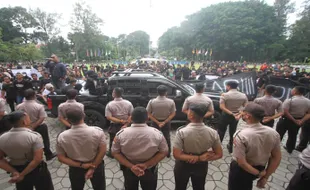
[48,71,221,128]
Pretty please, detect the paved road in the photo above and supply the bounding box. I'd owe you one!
[0,118,299,190]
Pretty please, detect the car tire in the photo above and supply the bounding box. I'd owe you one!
[84,109,106,129]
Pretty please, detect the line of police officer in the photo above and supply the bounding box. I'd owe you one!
[0,81,310,189]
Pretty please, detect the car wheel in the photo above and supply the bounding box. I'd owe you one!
[84,109,106,129]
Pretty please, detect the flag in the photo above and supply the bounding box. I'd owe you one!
[94,50,97,57]
[201,49,205,54]
[210,49,213,56]
[205,49,208,56]
[192,49,195,54]
[90,49,93,57]
[98,49,101,57]
[196,49,199,54]
[86,49,89,57]
[198,49,201,54]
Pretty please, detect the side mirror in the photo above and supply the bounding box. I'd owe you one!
[176,90,182,98]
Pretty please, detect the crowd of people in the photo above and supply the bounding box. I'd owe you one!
[0,55,309,190]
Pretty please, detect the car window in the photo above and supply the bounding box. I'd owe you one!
[148,82,174,96]
[117,80,142,95]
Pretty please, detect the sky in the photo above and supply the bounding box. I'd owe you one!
[0,0,304,47]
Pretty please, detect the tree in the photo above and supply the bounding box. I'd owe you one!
[158,1,284,61]
[30,8,61,55]
[69,1,104,61]
[125,30,150,57]
[274,0,295,34]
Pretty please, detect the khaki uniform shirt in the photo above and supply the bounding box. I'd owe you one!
[254,95,283,116]
[105,98,134,122]
[300,145,310,169]
[233,123,281,166]
[56,123,106,162]
[112,124,168,163]
[283,95,310,118]
[0,128,44,165]
[16,100,47,123]
[182,93,214,112]
[0,99,5,113]
[58,100,84,118]
[174,123,221,155]
[146,96,176,120]
[220,89,248,113]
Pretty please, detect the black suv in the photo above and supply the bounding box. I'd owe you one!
[48,71,221,128]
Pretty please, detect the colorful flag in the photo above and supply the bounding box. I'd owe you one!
[201,49,205,54]
[210,49,213,56]
[86,49,89,57]
[97,49,101,57]
[198,49,201,54]
[192,49,195,54]
[196,49,199,54]
[205,49,208,56]
[90,49,93,57]
[94,50,97,57]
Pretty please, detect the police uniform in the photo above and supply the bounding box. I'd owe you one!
[276,95,310,153]
[56,123,106,190]
[58,100,84,129]
[286,144,310,190]
[112,124,168,190]
[183,93,214,120]
[254,95,283,127]
[229,123,281,190]
[146,96,176,156]
[297,120,310,152]
[173,123,221,190]
[218,89,248,150]
[0,127,53,190]
[105,97,134,152]
[16,100,54,159]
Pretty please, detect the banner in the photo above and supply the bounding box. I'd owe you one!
[184,72,257,100]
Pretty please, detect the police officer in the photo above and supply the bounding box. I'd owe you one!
[105,87,134,158]
[58,89,84,130]
[286,144,310,190]
[0,98,5,119]
[16,89,56,161]
[146,85,176,157]
[56,106,106,190]
[254,85,283,127]
[276,86,310,154]
[173,104,223,190]
[182,83,214,119]
[112,107,168,190]
[296,120,310,152]
[0,111,53,190]
[218,81,248,153]
[229,103,281,190]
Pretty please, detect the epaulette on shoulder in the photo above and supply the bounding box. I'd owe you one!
[176,125,186,132]
[116,129,124,136]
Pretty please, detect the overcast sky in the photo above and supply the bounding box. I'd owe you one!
[0,0,304,46]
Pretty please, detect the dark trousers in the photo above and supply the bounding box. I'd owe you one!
[261,119,274,128]
[122,165,158,190]
[276,117,301,153]
[52,78,65,89]
[174,160,208,190]
[297,122,310,151]
[152,121,171,155]
[218,113,238,145]
[6,98,16,112]
[228,160,265,190]
[16,96,24,105]
[14,162,53,190]
[286,163,310,190]
[108,123,123,152]
[69,161,105,190]
[34,124,53,156]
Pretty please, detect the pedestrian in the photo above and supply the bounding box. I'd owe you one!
[173,104,223,190]
[13,72,32,104]
[1,76,16,112]
[49,54,67,89]
[228,103,281,190]
[296,120,310,152]
[0,111,54,190]
[58,89,84,130]
[276,86,310,154]
[30,73,41,94]
[286,144,310,190]
[56,106,107,190]
[254,85,283,127]
[218,81,248,153]
[39,71,51,93]
[112,107,168,190]
[105,87,134,158]
[16,89,56,161]
[182,83,214,118]
[146,85,176,157]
